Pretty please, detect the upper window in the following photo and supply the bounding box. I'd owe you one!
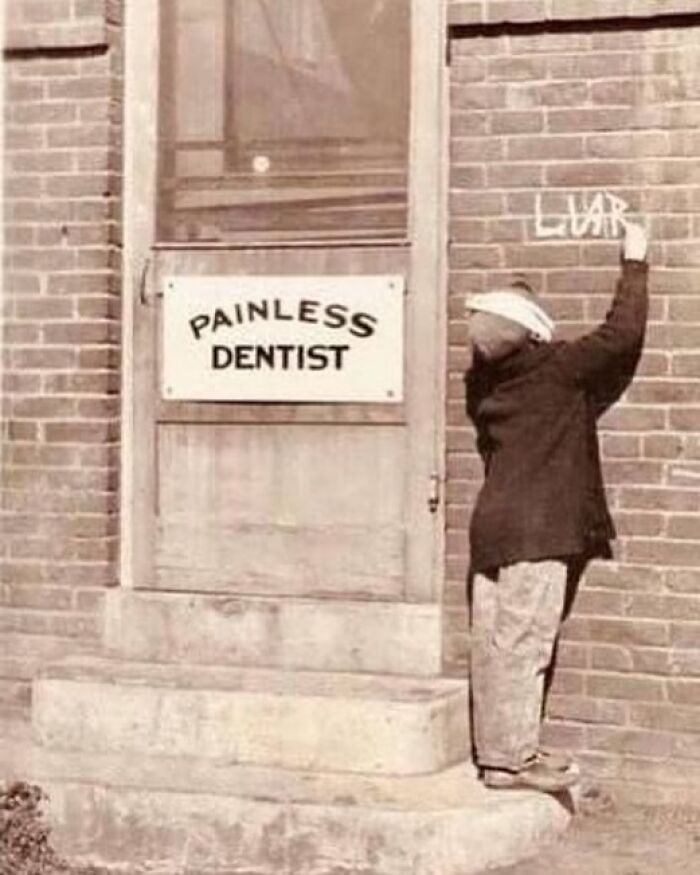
[157,0,411,244]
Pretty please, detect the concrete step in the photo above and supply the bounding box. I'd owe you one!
[33,657,469,775]
[33,755,572,875]
[104,590,442,676]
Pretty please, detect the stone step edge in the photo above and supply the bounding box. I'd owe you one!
[32,748,486,805]
[43,773,572,875]
[105,590,444,677]
[37,656,469,704]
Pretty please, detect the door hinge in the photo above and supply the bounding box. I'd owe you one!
[428,472,441,514]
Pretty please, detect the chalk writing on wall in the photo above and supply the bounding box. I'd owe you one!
[534,191,632,239]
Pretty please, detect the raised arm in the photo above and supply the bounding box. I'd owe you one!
[556,223,649,390]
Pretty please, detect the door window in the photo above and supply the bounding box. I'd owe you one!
[157,0,411,243]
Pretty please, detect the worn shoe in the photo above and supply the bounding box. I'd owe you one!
[531,748,574,772]
[481,759,580,793]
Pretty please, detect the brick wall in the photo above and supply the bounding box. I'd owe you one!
[445,14,700,800]
[1,0,122,720]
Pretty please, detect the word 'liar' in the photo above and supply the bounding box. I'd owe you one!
[535,191,632,239]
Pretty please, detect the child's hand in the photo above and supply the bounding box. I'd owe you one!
[623,222,648,261]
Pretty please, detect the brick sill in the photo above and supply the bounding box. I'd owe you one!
[448,0,700,28]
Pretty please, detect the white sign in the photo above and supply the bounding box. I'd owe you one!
[162,275,404,403]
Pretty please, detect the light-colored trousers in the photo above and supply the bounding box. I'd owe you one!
[470,560,568,771]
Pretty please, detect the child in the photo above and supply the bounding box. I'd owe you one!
[465,223,649,792]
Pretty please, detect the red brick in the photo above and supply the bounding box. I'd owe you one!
[44,422,118,444]
[504,243,580,269]
[666,516,700,540]
[668,681,700,706]
[586,673,666,703]
[450,165,486,189]
[601,434,641,458]
[507,135,584,161]
[47,123,111,148]
[614,512,664,537]
[7,445,76,467]
[43,372,118,394]
[573,617,670,648]
[590,645,633,672]
[11,102,77,125]
[487,163,542,187]
[451,137,505,163]
[599,407,666,432]
[642,434,683,459]
[486,218,526,243]
[74,589,106,612]
[46,173,112,198]
[591,80,638,105]
[576,589,627,618]
[450,191,505,217]
[446,454,484,481]
[549,53,633,80]
[452,84,508,112]
[450,219,487,244]
[487,56,548,82]
[630,703,700,735]
[3,373,42,394]
[669,407,700,431]
[15,298,74,320]
[491,110,544,134]
[619,488,698,513]
[11,397,75,419]
[631,648,676,676]
[628,380,700,405]
[548,107,633,133]
[549,669,585,695]
[447,1,483,26]
[626,594,700,622]
[450,245,501,270]
[625,539,700,569]
[3,586,73,611]
[10,150,73,173]
[76,397,120,419]
[43,321,116,345]
[669,298,700,322]
[545,162,628,188]
[48,77,112,100]
[513,81,589,108]
[486,2,545,24]
[586,726,674,758]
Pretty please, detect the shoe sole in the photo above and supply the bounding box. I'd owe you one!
[483,768,580,793]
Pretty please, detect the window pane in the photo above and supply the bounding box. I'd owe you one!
[157,0,411,243]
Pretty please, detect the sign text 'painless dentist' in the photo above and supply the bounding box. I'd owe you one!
[162,275,404,403]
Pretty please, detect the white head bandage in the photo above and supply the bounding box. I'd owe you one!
[465,290,555,343]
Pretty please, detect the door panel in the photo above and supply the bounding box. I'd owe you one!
[143,246,413,599]
[156,424,406,598]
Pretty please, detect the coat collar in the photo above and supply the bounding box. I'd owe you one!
[475,340,550,382]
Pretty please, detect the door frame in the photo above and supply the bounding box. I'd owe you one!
[120,0,449,603]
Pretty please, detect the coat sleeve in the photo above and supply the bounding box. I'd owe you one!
[556,259,649,390]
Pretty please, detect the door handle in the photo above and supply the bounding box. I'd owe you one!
[138,257,156,306]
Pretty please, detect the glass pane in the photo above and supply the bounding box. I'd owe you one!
[157,0,411,243]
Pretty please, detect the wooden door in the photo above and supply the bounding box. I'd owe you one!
[122,0,447,605]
